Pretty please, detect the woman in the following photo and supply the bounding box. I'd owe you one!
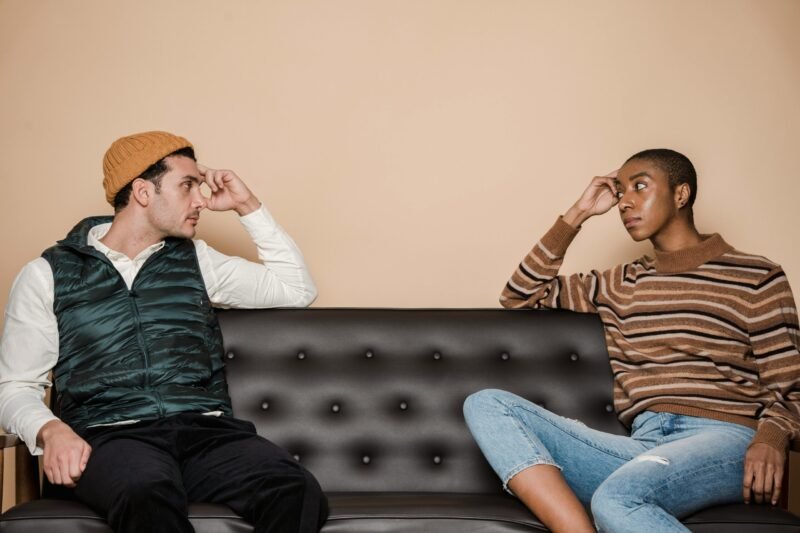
[464,149,800,532]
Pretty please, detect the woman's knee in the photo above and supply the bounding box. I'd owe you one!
[463,388,520,422]
[591,482,634,532]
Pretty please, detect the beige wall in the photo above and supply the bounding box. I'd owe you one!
[1,0,800,313]
[1,0,800,513]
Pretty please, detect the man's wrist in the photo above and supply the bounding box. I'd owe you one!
[36,419,63,447]
[234,196,261,217]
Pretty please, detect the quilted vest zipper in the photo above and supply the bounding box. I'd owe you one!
[127,288,165,417]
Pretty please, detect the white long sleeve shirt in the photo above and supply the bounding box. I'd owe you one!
[0,205,316,454]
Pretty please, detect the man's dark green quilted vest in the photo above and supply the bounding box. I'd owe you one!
[41,216,233,431]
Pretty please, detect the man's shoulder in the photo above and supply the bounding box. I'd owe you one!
[7,257,53,301]
[17,257,53,283]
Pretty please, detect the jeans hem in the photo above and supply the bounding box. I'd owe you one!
[502,458,562,494]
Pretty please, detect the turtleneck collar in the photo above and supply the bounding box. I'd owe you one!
[653,233,733,273]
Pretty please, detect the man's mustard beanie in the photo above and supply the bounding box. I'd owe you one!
[102,131,193,205]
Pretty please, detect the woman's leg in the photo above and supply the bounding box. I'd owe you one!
[463,389,648,532]
[591,415,755,533]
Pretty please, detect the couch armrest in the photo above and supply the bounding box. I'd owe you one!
[1,433,40,512]
[1,433,22,449]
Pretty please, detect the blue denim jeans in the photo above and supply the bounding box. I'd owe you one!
[463,389,756,533]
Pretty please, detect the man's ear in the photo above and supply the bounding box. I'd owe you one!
[131,179,151,207]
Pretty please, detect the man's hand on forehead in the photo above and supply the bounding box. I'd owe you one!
[195,163,260,215]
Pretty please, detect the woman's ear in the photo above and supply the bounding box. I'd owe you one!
[676,183,691,209]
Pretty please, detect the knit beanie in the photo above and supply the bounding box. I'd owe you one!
[102,131,193,205]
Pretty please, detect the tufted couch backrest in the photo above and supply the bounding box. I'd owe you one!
[217,308,624,493]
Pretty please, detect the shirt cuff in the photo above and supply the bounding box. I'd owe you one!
[539,217,581,258]
[749,421,790,452]
[23,414,59,456]
[238,204,276,231]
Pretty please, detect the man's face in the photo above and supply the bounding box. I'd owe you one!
[146,155,207,239]
[614,159,680,242]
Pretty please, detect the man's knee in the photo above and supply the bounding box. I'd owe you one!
[247,464,327,531]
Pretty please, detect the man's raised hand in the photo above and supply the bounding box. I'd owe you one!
[197,164,260,216]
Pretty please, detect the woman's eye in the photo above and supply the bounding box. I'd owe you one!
[635,182,647,191]
[615,191,624,199]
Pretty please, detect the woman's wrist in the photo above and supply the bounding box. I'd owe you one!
[563,204,590,228]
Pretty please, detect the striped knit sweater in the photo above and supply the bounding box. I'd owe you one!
[501,217,800,451]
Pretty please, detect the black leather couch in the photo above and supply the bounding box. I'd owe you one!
[2,308,799,532]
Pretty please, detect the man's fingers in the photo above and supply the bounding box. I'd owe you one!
[67,448,84,482]
[197,163,208,174]
[44,465,57,485]
[58,455,73,487]
[214,172,227,191]
[604,169,619,178]
[80,444,92,471]
[206,170,219,192]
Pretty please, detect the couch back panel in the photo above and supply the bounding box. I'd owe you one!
[217,308,623,493]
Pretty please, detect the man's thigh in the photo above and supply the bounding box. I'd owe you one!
[74,436,186,515]
[178,416,307,503]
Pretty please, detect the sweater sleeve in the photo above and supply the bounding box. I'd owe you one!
[499,217,601,314]
[747,266,800,451]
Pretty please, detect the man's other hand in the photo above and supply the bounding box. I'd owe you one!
[197,164,261,216]
[37,419,92,488]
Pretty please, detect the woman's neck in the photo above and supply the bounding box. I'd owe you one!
[650,217,702,253]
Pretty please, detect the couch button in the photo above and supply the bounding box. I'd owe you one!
[293,454,301,462]
[605,404,614,413]
[433,455,442,465]
[570,353,579,362]
[399,401,408,411]
[362,455,371,465]
[297,352,306,360]
[226,352,235,360]
[433,352,442,360]
[261,401,269,411]
[365,350,374,359]
[500,352,510,361]
[331,403,341,413]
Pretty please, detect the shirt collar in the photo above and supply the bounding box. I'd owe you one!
[87,223,166,262]
[652,233,733,273]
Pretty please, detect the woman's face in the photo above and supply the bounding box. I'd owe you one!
[615,159,683,243]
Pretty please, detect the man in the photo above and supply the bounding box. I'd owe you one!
[464,149,800,532]
[0,131,327,532]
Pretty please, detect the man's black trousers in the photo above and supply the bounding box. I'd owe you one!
[72,413,328,533]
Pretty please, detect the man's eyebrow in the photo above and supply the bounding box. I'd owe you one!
[182,175,201,183]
